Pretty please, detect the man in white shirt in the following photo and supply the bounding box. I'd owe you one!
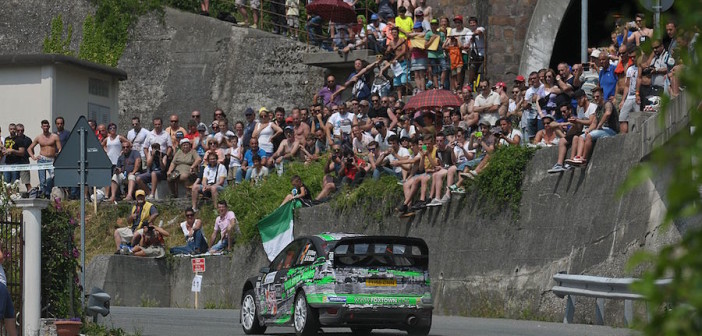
[143,117,173,158]
[619,48,639,134]
[373,122,396,151]
[326,103,354,141]
[521,72,545,140]
[127,116,150,163]
[366,14,387,53]
[473,79,501,127]
[351,125,373,156]
[496,117,522,146]
[372,135,410,180]
[191,153,227,212]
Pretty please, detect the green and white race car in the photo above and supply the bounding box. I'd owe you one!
[240,233,433,336]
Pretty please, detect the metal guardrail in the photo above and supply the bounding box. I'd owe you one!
[552,273,671,326]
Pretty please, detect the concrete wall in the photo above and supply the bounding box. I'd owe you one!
[0,66,48,138]
[117,7,325,130]
[54,64,120,127]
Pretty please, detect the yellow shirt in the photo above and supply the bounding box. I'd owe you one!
[423,147,438,172]
[395,16,414,39]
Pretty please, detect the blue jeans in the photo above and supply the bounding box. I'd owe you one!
[3,171,19,184]
[588,128,616,140]
[37,157,54,197]
[169,230,208,255]
[373,167,402,180]
[235,167,253,183]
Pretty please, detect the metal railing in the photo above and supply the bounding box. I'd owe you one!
[552,273,671,326]
[0,212,22,335]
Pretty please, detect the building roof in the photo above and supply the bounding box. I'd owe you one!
[0,54,127,80]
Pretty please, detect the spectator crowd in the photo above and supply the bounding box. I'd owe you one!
[0,9,692,255]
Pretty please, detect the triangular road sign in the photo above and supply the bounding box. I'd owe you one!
[53,116,113,187]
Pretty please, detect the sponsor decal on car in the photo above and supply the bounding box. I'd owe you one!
[324,296,348,303]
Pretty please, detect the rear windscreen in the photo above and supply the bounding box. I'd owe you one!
[333,242,428,268]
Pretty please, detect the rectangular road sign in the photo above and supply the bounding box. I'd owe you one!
[192,258,205,273]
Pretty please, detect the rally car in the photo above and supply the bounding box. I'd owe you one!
[240,233,432,336]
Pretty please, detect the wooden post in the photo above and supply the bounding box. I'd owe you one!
[93,186,98,214]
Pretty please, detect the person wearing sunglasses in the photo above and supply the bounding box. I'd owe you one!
[169,207,208,256]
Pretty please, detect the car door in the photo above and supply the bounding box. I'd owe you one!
[261,239,306,322]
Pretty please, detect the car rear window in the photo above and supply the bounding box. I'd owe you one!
[333,242,428,268]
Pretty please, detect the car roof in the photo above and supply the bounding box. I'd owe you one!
[314,232,365,242]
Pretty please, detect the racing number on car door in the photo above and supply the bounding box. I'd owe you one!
[264,239,307,319]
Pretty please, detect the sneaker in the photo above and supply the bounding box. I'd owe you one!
[563,163,574,170]
[121,246,131,255]
[146,194,154,201]
[397,204,408,213]
[411,200,427,211]
[459,172,472,178]
[250,24,257,29]
[427,198,442,207]
[547,163,566,174]
[565,156,583,165]
[397,180,405,186]
[440,193,451,204]
[451,187,466,194]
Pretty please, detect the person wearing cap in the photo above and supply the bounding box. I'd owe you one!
[242,107,257,151]
[426,18,448,89]
[367,14,387,53]
[136,142,168,200]
[578,49,601,101]
[466,16,486,86]
[448,15,469,87]
[107,141,142,203]
[167,138,201,197]
[191,152,227,212]
[165,114,187,151]
[514,75,526,91]
[408,21,428,95]
[144,117,174,159]
[413,8,430,32]
[113,189,159,254]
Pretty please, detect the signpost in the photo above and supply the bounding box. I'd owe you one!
[191,258,206,308]
[53,116,112,307]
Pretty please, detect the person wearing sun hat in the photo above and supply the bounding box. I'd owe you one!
[113,189,159,254]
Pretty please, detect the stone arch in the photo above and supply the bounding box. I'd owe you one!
[518,0,572,75]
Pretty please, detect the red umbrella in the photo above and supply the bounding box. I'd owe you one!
[306,0,357,24]
[403,89,463,111]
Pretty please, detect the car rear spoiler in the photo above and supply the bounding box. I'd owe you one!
[332,236,429,268]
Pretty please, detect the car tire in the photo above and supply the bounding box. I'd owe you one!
[351,327,373,335]
[293,291,320,336]
[241,289,267,334]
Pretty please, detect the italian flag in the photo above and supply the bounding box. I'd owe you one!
[258,200,301,261]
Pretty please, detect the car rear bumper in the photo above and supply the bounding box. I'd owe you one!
[318,306,432,329]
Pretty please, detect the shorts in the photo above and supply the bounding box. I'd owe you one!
[198,184,225,193]
[451,67,462,76]
[456,161,469,171]
[236,0,261,8]
[429,57,449,73]
[410,58,427,72]
[137,171,166,184]
[227,166,241,182]
[619,98,638,122]
[141,245,166,258]
[393,60,409,87]
[20,171,30,184]
[112,172,136,184]
[116,227,135,245]
[0,283,14,319]
[287,16,299,29]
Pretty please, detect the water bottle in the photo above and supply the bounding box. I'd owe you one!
[292,188,298,196]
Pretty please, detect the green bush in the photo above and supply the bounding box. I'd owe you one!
[220,160,324,242]
[43,15,74,56]
[471,145,536,217]
[330,175,403,222]
[41,199,81,318]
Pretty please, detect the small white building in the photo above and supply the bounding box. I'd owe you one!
[0,54,127,185]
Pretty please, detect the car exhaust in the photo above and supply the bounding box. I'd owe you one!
[407,315,417,326]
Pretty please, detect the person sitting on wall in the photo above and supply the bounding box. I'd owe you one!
[280,175,313,207]
[130,221,169,258]
[169,207,208,256]
[113,190,159,254]
[209,200,240,253]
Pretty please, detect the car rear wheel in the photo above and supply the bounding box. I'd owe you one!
[241,290,267,334]
[351,327,373,335]
[293,292,319,336]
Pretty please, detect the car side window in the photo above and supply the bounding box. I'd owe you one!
[296,241,319,267]
[272,239,305,271]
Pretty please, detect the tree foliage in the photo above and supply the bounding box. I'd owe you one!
[42,15,74,56]
[625,1,702,334]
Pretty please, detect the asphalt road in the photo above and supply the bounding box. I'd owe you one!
[101,306,637,336]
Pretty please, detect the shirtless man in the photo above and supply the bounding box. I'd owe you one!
[28,120,62,198]
[292,110,310,144]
